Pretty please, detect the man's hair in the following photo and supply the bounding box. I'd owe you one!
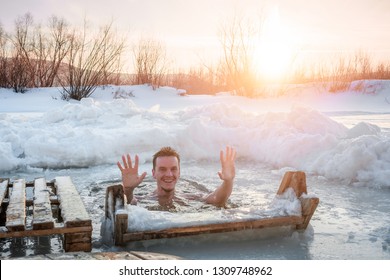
[152,147,180,170]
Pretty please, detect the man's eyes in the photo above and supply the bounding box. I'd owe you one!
[158,167,177,172]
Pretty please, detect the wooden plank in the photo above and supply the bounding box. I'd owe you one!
[105,184,124,220]
[91,252,141,260]
[296,197,320,230]
[0,225,92,238]
[108,171,319,245]
[32,178,54,230]
[6,179,26,231]
[0,178,9,205]
[121,215,304,243]
[64,242,92,252]
[55,176,91,227]
[131,251,183,260]
[277,171,307,197]
[64,232,92,252]
[13,251,181,260]
[114,212,128,245]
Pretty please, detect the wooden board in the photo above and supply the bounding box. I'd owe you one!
[6,179,26,231]
[120,215,304,244]
[297,197,320,230]
[0,177,92,253]
[55,176,91,227]
[277,171,307,197]
[0,225,92,239]
[0,178,9,205]
[32,178,55,230]
[105,171,319,246]
[10,250,182,260]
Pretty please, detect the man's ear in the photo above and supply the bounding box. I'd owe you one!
[152,169,156,179]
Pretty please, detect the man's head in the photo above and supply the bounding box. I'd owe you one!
[152,147,180,194]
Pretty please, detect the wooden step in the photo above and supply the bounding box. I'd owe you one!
[0,178,8,205]
[32,178,55,230]
[6,179,26,231]
[0,176,92,253]
[55,176,91,228]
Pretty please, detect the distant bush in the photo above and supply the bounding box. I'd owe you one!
[290,51,390,93]
[60,21,125,100]
[132,37,168,90]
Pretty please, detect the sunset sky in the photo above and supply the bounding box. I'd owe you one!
[1,0,389,77]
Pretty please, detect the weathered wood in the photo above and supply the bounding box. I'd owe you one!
[296,197,320,230]
[106,171,319,245]
[64,231,92,252]
[64,241,92,253]
[0,178,9,205]
[1,177,92,253]
[91,252,141,260]
[120,215,304,244]
[55,176,91,227]
[6,179,26,231]
[105,184,124,220]
[277,171,307,197]
[55,176,92,252]
[32,178,54,230]
[0,225,92,238]
[131,251,183,260]
[11,250,181,260]
[114,212,128,245]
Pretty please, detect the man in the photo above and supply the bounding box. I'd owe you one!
[117,146,236,208]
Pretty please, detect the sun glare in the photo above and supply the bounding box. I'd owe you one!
[253,7,295,82]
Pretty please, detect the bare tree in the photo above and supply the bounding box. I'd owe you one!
[61,21,126,100]
[8,13,34,92]
[132,37,168,89]
[0,23,10,88]
[217,14,261,96]
[7,13,72,91]
[31,16,71,87]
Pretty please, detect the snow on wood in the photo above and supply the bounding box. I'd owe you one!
[55,176,91,227]
[6,179,26,231]
[0,179,8,205]
[32,178,54,230]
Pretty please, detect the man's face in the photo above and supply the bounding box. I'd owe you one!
[152,156,180,193]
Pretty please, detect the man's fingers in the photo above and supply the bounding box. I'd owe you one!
[121,155,128,169]
[117,161,124,171]
[126,154,133,168]
[134,154,139,169]
[231,148,236,161]
[221,146,236,162]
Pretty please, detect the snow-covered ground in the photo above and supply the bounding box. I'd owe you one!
[1,81,390,259]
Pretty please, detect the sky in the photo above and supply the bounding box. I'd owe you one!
[1,0,390,74]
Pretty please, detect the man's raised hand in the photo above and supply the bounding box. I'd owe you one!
[117,154,147,189]
[218,146,236,182]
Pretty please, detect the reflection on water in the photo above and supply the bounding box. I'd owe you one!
[0,235,63,259]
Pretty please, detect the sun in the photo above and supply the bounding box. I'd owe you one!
[253,7,295,82]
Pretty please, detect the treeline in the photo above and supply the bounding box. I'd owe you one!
[0,13,127,100]
[1,13,390,100]
[291,50,390,93]
[0,13,259,99]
